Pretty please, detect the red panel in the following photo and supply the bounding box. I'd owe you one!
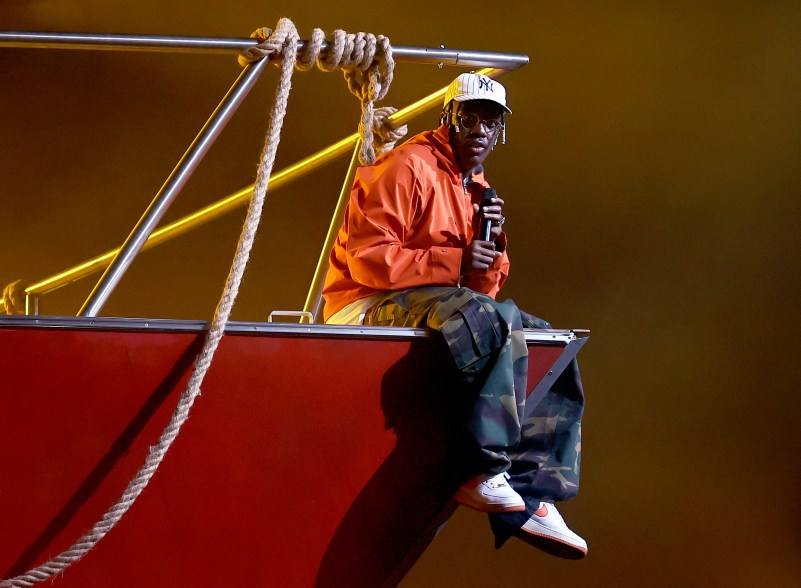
[0,325,565,586]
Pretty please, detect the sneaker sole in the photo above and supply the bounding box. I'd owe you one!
[516,524,587,560]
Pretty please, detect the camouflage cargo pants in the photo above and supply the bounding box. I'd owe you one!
[363,286,584,502]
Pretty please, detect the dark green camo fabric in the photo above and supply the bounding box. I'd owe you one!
[363,286,584,499]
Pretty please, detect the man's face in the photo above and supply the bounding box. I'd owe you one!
[448,100,505,174]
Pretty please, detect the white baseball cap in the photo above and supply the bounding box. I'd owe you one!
[443,73,512,114]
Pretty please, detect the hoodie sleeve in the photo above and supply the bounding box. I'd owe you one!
[344,154,465,291]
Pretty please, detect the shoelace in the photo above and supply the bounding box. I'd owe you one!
[483,473,511,489]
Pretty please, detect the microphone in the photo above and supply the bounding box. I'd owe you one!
[479,187,496,241]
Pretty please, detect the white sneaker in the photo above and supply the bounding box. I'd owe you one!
[455,473,526,513]
[517,501,587,559]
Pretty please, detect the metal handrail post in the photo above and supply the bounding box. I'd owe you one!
[25,294,38,316]
[77,56,271,317]
[302,141,363,322]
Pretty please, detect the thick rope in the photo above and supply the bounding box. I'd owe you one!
[1,20,403,586]
[0,18,301,588]
[239,26,399,164]
[1,279,26,315]
[371,106,407,156]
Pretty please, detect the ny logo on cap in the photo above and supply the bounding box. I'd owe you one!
[478,77,494,92]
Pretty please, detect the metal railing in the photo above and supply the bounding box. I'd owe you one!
[0,31,529,68]
[0,31,528,318]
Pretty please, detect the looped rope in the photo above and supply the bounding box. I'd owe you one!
[2,279,26,315]
[372,106,407,156]
[1,17,302,587]
[238,26,399,165]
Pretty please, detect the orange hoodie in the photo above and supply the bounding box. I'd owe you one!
[322,124,510,321]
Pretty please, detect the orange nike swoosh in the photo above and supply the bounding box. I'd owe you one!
[534,503,549,517]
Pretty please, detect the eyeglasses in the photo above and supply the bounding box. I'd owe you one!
[454,112,503,132]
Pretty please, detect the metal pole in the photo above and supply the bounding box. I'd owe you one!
[302,142,363,322]
[77,56,270,317]
[0,31,529,70]
[24,293,38,316]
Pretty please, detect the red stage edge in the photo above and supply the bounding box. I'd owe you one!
[0,316,585,587]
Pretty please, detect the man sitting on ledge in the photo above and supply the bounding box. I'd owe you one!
[323,73,588,559]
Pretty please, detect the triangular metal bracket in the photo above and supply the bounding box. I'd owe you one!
[525,335,588,419]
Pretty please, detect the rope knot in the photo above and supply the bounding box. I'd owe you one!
[341,33,394,164]
[237,22,298,67]
[372,107,408,157]
[2,279,26,315]
[239,25,397,165]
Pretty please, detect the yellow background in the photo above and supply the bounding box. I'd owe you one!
[1,2,799,586]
